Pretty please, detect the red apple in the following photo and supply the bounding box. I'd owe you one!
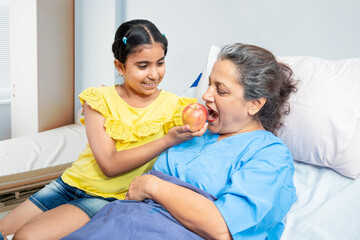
[182,103,207,132]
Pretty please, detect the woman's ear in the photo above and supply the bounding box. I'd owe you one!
[114,59,124,76]
[248,97,266,116]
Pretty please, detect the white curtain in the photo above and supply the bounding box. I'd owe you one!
[0,0,10,103]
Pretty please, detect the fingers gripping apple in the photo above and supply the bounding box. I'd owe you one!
[182,103,207,131]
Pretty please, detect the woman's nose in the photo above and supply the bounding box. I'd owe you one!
[202,87,214,102]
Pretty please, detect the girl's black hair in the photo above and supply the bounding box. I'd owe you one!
[112,19,168,64]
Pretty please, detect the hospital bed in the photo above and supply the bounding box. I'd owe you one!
[1,46,360,240]
[0,123,87,212]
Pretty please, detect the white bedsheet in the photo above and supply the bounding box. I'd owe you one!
[2,124,359,239]
[282,161,360,240]
[0,124,87,177]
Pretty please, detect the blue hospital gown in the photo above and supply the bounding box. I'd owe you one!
[153,130,297,240]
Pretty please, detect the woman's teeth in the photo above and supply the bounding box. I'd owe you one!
[207,108,218,121]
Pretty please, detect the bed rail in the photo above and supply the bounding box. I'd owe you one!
[0,163,71,212]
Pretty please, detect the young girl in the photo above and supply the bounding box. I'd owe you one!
[0,19,206,240]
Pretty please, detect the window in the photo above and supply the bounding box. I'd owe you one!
[0,0,10,103]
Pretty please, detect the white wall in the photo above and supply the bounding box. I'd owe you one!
[2,0,359,140]
[74,0,360,115]
[74,0,120,115]
[124,0,360,95]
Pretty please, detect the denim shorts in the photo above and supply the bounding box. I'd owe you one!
[29,177,117,218]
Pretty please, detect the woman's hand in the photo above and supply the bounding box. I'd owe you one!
[164,122,208,148]
[125,174,160,201]
[125,173,232,240]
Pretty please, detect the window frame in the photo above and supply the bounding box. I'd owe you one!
[0,0,11,104]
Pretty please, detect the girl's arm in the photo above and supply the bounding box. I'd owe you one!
[125,174,232,240]
[84,102,207,177]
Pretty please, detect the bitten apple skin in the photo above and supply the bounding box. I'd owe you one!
[182,103,208,131]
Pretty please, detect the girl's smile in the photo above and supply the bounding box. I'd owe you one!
[114,43,166,107]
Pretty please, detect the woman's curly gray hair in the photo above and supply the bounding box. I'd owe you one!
[218,43,298,134]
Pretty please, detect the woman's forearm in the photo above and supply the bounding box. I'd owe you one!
[138,176,232,240]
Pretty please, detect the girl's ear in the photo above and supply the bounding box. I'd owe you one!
[114,59,124,75]
[248,97,266,116]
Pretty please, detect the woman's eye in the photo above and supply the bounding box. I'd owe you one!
[217,88,226,95]
[158,61,165,66]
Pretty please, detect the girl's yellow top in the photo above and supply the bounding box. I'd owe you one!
[61,85,196,199]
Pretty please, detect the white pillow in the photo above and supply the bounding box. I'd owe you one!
[195,45,221,104]
[277,56,360,179]
[195,47,360,178]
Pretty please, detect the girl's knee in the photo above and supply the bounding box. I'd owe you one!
[13,226,43,240]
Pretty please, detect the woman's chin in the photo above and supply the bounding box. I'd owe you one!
[207,123,220,134]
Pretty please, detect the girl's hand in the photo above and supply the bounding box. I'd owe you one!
[125,175,160,201]
[164,122,208,147]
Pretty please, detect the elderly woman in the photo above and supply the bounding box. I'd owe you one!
[63,43,298,240]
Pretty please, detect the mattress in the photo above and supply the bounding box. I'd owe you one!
[281,161,360,240]
[0,124,87,212]
[2,124,359,239]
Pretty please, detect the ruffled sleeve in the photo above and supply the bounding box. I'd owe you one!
[103,117,169,142]
[78,88,197,142]
[78,87,110,124]
[163,97,197,133]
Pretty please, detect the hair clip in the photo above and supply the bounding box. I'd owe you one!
[122,37,127,45]
[162,33,166,37]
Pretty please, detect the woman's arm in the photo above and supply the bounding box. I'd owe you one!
[126,174,232,240]
[84,102,207,177]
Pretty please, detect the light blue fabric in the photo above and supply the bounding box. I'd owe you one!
[153,130,297,240]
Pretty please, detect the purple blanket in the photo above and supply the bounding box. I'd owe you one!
[62,170,217,240]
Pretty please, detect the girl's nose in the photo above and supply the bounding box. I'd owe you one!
[148,66,159,80]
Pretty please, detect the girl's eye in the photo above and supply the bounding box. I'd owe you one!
[158,61,165,66]
[138,65,147,69]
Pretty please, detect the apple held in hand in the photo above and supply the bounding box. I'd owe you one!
[182,103,207,132]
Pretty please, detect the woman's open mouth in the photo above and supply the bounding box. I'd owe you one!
[206,105,218,123]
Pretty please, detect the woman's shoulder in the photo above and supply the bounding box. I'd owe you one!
[259,131,289,151]
[238,130,286,146]
[225,130,292,163]
[247,131,293,164]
